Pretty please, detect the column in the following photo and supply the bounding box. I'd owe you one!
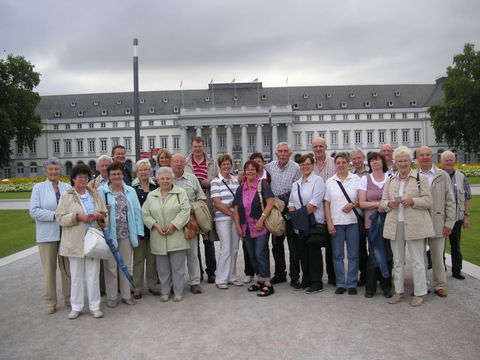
[225,125,233,156]
[256,124,263,154]
[287,123,294,146]
[195,126,202,137]
[272,123,278,150]
[210,126,218,161]
[241,124,248,165]
[180,126,188,155]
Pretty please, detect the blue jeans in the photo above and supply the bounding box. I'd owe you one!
[243,233,271,282]
[331,224,359,288]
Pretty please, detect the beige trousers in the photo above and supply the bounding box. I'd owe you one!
[425,236,447,290]
[105,238,133,300]
[38,242,71,307]
[132,237,158,291]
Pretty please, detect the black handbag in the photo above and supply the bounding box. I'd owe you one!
[296,184,329,247]
[335,180,367,239]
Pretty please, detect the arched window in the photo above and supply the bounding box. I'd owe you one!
[16,162,25,176]
[30,162,38,175]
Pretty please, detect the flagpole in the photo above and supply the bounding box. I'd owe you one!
[286,76,290,106]
[257,80,260,106]
[211,79,215,107]
[180,80,184,108]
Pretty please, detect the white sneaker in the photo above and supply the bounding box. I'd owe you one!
[68,310,81,320]
[216,283,229,289]
[90,310,104,318]
[229,280,244,287]
[244,276,252,283]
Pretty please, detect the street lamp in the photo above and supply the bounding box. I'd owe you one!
[133,38,140,162]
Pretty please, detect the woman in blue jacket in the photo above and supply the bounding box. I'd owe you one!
[29,157,72,314]
[98,162,144,307]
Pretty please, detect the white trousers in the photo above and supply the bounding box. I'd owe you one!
[390,222,428,297]
[69,257,101,312]
[215,219,240,284]
[105,238,133,301]
[186,235,201,285]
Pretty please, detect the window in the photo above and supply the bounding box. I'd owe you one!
[139,137,144,151]
[125,138,131,151]
[173,136,180,150]
[343,114,348,120]
[140,98,145,104]
[349,92,355,98]
[319,115,324,121]
[379,113,384,120]
[341,102,347,108]
[116,100,122,105]
[355,131,362,144]
[367,114,372,120]
[125,121,130,127]
[318,131,326,139]
[100,122,106,128]
[16,163,25,175]
[149,107,155,114]
[205,136,211,149]
[30,163,38,174]
[307,115,312,121]
[261,95,267,100]
[71,101,76,107]
[112,138,119,147]
[364,101,371,108]
[390,113,395,119]
[160,136,168,149]
[294,115,300,122]
[249,135,255,147]
[100,139,107,152]
[367,131,374,144]
[414,113,419,119]
[53,124,59,130]
[16,144,23,155]
[77,123,82,129]
[88,139,95,152]
[161,120,166,126]
[112,122,118,128]
[316,103,323,109]
[4,167,11,178]
[77,111,84,117]
[387,101,394,107]
[53,141,60,154]
[65,140,72,153]
[326,92,332,98]
[148,120,154,126]
[303,93,308,99]
[163,97,168,103]
[93,100,99,106]
[219,135,225,148]
[102,109,108,116]
[28,142,36,154]
[125,108,131,115]
[331,132,338,145]
[88,123,94,129]
[205,96,211,102]
[402,113,407,119]
[379,130,385,144]
[54,111,61,118]
[263,134,270,148]
[76,140,83,153]
[414,129,420,143]
[234,135,240,148]
[372,91,378,97]
[294,132,301,146]
[148,137,156,150]
[331,114,336,121]
[343,131,350,145]
[402,130,409,143]
[355,114,360,120]
[410,100,417,107]
[306,132,313,146]
[395,90,401,97]
[391,130,397,143]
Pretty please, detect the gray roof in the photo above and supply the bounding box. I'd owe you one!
[36,81,444,119]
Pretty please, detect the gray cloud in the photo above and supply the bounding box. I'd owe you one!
[1,0,479,95]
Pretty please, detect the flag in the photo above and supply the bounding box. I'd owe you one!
[252,77,258,82]
[286,76,289,85]
[210,78,213,84]
[231,78,236,83]
[180,80,183,88]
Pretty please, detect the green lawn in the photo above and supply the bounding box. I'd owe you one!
[0,210,36,258]
[0,192,31,199]
[468,176,480,184]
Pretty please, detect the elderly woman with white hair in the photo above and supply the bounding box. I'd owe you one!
[29,157,72,314]
[131,159,160,299]
[89,155,112,188]
[381,146,435,307]
[142,167,191,302]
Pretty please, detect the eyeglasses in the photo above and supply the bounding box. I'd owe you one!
[299,163,313,167]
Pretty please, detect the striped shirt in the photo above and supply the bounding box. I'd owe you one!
[210,174,240,221]
[314,156,336,181]
[192,157,208,182]
[265,160,301,197]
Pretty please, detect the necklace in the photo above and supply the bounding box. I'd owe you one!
[398,173,408,180]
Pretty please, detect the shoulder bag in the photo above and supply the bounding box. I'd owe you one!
[257,181,285,237]
[297,183,328,246]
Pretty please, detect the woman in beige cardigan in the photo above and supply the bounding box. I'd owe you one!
[56,164,108,319]
[381,146,434,307]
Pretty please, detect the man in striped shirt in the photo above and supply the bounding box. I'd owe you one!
[185,136,219,283]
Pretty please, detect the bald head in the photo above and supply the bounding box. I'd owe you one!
[417,146,433,170]
[312,137,327,160]
[380,144,393,162]
[171,153,186,176]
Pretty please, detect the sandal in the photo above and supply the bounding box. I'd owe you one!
[248,281,264,292]
[257,285,275,297]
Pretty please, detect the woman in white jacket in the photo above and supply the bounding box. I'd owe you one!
[29,158,71,314]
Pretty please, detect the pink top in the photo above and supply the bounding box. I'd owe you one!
[241,178,268,238]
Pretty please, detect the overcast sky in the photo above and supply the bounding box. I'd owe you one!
[1,0,479,95]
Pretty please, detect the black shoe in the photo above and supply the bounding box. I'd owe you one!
[291,281,303,291]
[132,292,142,300]
[383,290,392,298]
[207,275,216,284]
[358,276,366,287]
[365,292,374,298]
[335,287,346,295]
[305,285,324,294]
[271,275,287,284]
[348,288,357,295]
[453,272,465,280]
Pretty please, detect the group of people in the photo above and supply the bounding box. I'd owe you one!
[29,136,471,319]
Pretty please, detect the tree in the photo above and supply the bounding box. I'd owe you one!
[0,55,42,168]
[429,43,480,154]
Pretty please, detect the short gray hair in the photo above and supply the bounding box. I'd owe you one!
[276,142,291,152]
[96,155,112,165]
[350,148,364,158]
[156,166,174,179]
[136,159,151,170]
[393,146,413,161]
[43,157,62,171]
[440,150,456,162]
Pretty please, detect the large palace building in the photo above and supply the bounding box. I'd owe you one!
[3,78,472,178]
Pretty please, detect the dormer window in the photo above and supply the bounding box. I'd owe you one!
[316,103,323,109]
[364,101,371,108]
[93,100,99,106]
[410,100,417,107]
[233,96,239,101]
[261,94,267,100]
[349,92,355,98]
[101,109,108,116]
[71,101,76,107]
[149,107,155,114]
[125,108,131,115]
[341,101,347,108]
[326,93,332,98]
[394,91,401,97]
[204,96,210,102]
[387,101,394,107]
[173,106,180,113]
[163,97,169,103]
[372,91,378,97]
[293,104,299,110]
[54,111,61,118]
[77,110,84,117]
[303,93,309,99]
[116,100,122,105]
[140,98,145,104]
